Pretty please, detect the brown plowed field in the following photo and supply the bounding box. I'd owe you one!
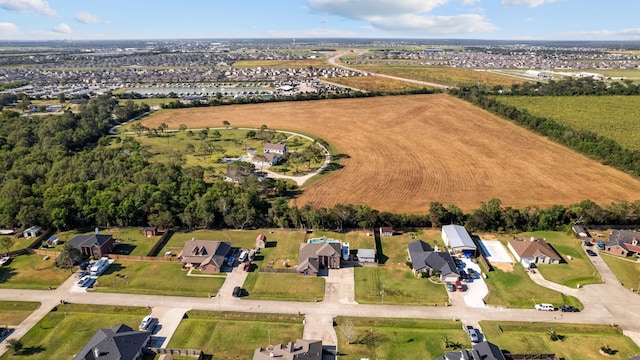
[141,94,640,212]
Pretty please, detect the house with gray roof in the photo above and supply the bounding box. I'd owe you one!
[605,230,640,257]
[437,341,506,360]
[407,240,458,282]
[253,339,322,360]
[73,324,151,360]
[177,239,231,273]
[68,233,115,258]
[297,242,341,277]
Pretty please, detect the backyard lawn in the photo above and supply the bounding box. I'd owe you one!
[0,254,71,290]
[0,301,40,326]
[335,317,470,360]
[168,311,304,360]
[600,252,640,291]
[512,231,602,287]
[480,321,640,360]
[93,260,225,298]
[354,266,448,306]
[379,229,444,265]
[0,304,149,360]
[54,227,161,256]
[483,262,582,309]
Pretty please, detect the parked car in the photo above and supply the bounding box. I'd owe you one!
[75,271,88,279]
[76,276,94,288]
[238,250,248,262]
[534,303,555,311]
[586,249,597,256]
[232,286,242,298]
[446,282,455,292]
[455,280,464,291]
[559,305,580,312]
[138,315,157,331]
[466,326,479,342]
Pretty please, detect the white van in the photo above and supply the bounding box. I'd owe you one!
[535,303,555,311]
[238,250,248,262]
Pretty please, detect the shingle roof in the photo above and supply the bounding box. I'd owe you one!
[297,242,341,273]
[606,230,640,253]
[73,324,150,360]
[407,240,457,276]
[508,238,561,260]
[178,240,231,268]
[68,234,113,249]
[253,339,322,360]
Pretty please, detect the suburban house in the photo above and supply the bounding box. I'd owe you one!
[407,240,459,282]
[249,142,289,167]
[507,237,562,267]
[264,142,288,156]
[143,227,157,237]
[442,224,477,257]
[255,233,266,249]
[253,339,322,360]
[297,241,341,277]
[73,324,151,360]
[437,341,506,360]
[23,225,42,238]
[379,226,393,237]
[604,230,640,257]
[177,240,231,273]
[357,248,376,264]
[68,233,115,258]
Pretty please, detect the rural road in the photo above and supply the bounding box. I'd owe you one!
[2,249,640,357]
[327,50,452,90]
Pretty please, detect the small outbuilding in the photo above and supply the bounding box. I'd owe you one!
[357,248,376,263]
[23,225,42,238]
[380,226,393,237]
[255,233,266,249]
[442,224,477,256]
[143,227,157,237]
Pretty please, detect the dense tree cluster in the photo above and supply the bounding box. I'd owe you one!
[492,76,640,96]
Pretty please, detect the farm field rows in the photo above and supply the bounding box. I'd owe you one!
[496,96,640,151]
[141,94,640,212]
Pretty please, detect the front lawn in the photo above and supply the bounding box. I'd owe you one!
[480,321,640,360]
[168,311,304,360]
[0,301,40,326]
[242,272,324,301]
[354,266,449,306]
[0,304,149,360]
[0,254,71,290]
[483,262,582,309]
[600,253,640,291]
[93,260,225,297]
[335,317,469,360]
[518,231,602,287]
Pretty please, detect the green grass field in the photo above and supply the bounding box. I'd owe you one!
[600,252,640,291]
[346,64,525,87]
[496,96,640,151]
[242,272,325,301]
[379,229,444,265]
[480,321,640,360]
[307,230,376,254]
[0,254,71,290]
[335,317,470,360]
[167,311,304,360]
[506,231,602,288]
[0,304,149,360]
[354,267,449,306]
[92,260,225,297]
[54,227,161,256]
[483,261,582,309]
[0,301,40,326]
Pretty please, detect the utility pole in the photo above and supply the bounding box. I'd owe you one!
[381,285,385,305]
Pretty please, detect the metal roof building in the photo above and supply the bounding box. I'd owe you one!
[441,224,477,253]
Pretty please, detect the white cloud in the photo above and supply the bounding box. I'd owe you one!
[461,0,480,5]
[0,0,56,17]
[0,22,19,34]
[564,27,640,40]
[500,0,557,8]
[307,0,496,35]
[52,23,71,34]
[266,28,358,38]
[370,13,497,34]
[308,0,451,19]
[75,11,110,24]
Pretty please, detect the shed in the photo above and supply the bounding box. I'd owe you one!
[255,233,266,249]
[442,224,476,255]
[23,225,42,238]
[143,227,157,237]
[379,226,393,237]
[357,248,376,263]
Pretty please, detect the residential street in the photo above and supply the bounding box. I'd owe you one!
[1,250,640,356]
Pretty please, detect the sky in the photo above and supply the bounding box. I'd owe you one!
[1,0,640,41]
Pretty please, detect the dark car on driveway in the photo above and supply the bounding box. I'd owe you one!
[586,249,597,256]
[559,305,580,312]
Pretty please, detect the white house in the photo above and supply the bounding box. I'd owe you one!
[442,224,476,256]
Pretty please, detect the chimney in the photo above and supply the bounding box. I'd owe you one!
[93,348,100,358]
[95,227,99,234]
[269,351,274,358]
[530,236,535,242]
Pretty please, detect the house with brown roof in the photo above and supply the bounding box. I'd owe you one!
[297,241,341,277]
[507,237,561,268]
[177,239,231,273]
[253,339,322,360]
[380,226,393,237]
[605,230,640,257]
